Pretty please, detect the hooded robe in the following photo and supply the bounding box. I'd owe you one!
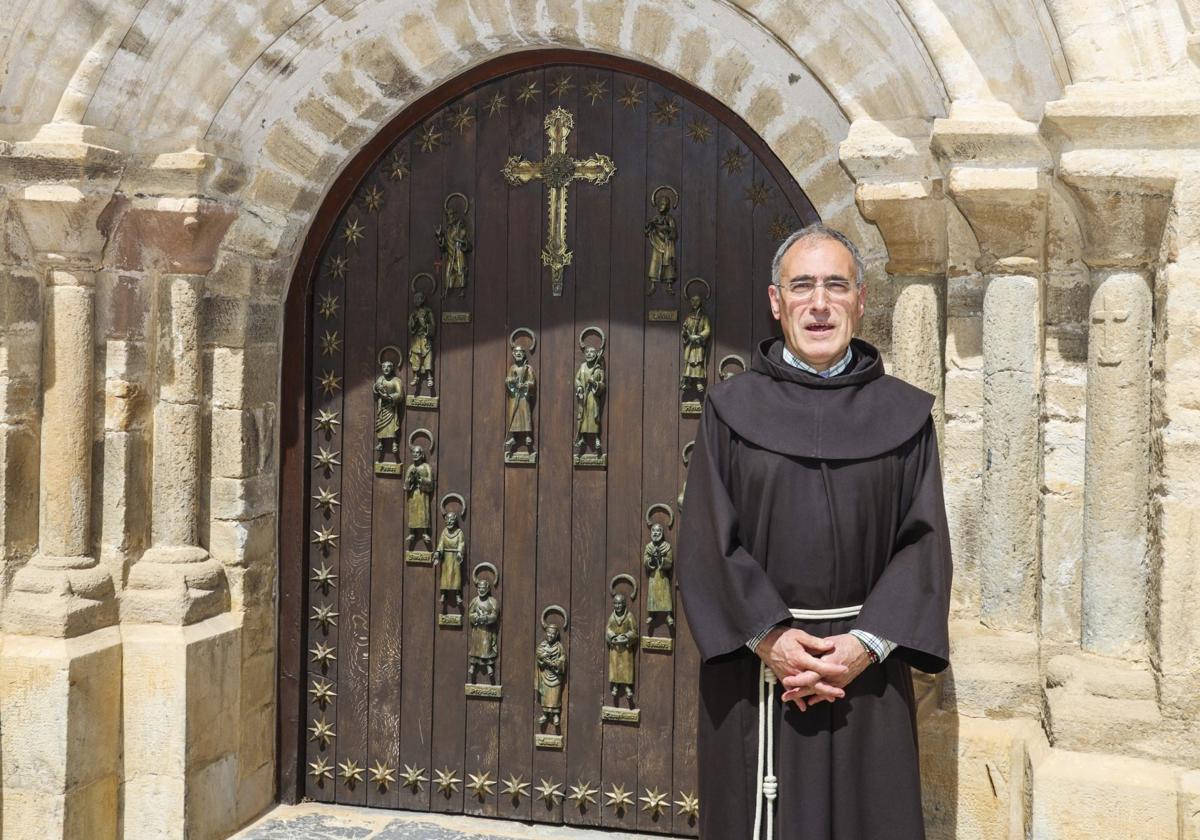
[678,336,951,840]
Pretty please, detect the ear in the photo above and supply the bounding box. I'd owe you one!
[856,283,868,318]
[768,284,782,321]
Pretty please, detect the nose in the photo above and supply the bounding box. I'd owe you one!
[808,285,832,310]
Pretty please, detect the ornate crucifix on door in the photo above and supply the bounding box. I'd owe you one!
[502,106,617,295]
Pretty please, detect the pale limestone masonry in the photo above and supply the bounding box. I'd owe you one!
[1,2,1199,839]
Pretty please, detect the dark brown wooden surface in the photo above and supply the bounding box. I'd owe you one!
[280,51,816,834]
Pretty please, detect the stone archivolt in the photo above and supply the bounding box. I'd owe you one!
[2,2,1200,838]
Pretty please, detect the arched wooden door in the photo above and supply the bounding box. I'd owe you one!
[279,49,818,835]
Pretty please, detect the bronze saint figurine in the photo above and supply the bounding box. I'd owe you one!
[505,328,537,462]
[373,348,404,464]
[434,193,471,297]
[468,563,500,683]
[536,606,568,729]
[408,275,436,396]
[404,430,435,549]
[574,328,606,463]
[680,279,712,411]
[435,494,467,611]
[644,186,679,295]
[644,505,675,629]
[606,574,639,706]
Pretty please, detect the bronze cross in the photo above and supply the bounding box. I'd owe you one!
[1092,289,1130,367]
[502,107,616,295]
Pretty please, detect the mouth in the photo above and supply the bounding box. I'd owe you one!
[804,323,836,334]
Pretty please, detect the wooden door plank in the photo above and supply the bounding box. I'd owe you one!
[562,66,613,830]
[600,68,647,833]
[463,75,508,820]
[366,141,412,809]
[496,68,544,824]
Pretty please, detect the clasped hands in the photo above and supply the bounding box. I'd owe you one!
[754,627,871,711]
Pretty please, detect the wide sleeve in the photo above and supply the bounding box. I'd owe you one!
[677,400,792,663]
[853,417,952,674]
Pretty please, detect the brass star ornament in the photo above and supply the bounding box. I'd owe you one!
[329,254,348,279]
[686,119,713,143]
[585,78,608,105]
[501,773,530,800]
[605,782,634,811]
[320,330,341,356]
[434,767,462,796]
[675,790,700,820]
[567,779,599,808]
[311,562,337,591]
[516,81,540,104]
[338,758,365,784]
[640,786,670,818]
[309,641,337,667]
[653,97,681,125]
[310,603,339,630]
[418,123,443,153]
[388,153,410,180]
[535,777,564,805]
[550,74,574,98]
[745,180,771,207]
[450,105,475,135]
[318,369,342,396]
[467,770,496,800]
[312,487,341,512]
[308,717,336,746]
[362,185,384,213]
[309,756,333,781]
[722,147,747,175]
[308,678,336,706]
[485,91,508,117]
[314,408,341,433]
[401,764,428,792]
[619,83,644,109]
[370,761,396,788]
[312,446,341,471]
[342,218,364,247]
[311,525,339,550]
[318,292,339,319]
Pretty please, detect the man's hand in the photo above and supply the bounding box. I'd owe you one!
[780,633,870,707]
[755,627,847,711]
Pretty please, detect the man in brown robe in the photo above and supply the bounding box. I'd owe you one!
[679,223,951,840]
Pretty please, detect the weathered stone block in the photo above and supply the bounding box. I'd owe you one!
[208,514,275,569]
[210,474,276,522]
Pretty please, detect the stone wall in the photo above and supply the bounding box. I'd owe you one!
[1,1,1199,838]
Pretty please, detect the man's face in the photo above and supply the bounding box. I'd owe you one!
[414,292,425,307]
[382,360,394,377]
[446,511,458,528]
[545,625,559,643]
[650,523,663,543]
[690,295,701,312]
[476,579,489,596]
[613,593,626,615]
[412,445,424,462]
[512,346,525,364]
[767,237,865,372]
[584,346,597,363]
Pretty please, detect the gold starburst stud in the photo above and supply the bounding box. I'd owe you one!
[362,185,385,213]
[722,147,747,175]
[401,764,428,792]
[309,678,336,707]
[314,408,341,433]
[467,770,496,800]
[769,214,796,241]
[320,330,342,356]
[313,446,341,471]
[653,97,680,125]
[550,74,574,98]
[310,603,339,631]
[311,562,338,591]
[605,782,634,811]
[418,123,443,153]
[308,716,336,746]
[312,487,341,513]
[312,525,338,550]
[516,81,540,104]
[370,761,396,788]
[389,153,410,180]
[309,756,334,781]
[486,91,508,117]
[745,180,771,207]
[309,641,337,667]
[450,105,475,135]
[675,790,700,820]
[535,777,563,805]
[342,218,364,247]
[567,779,599,808]
[329,254,348,280]
[318,369,342,396]
[585,78,608,105]
[640,787,670,818]
[687,119,713,143]
[318,292,340,318]
[338,758,365,785]
[434,767,461,796]
[501,773,530,800]
[618,83,644,109]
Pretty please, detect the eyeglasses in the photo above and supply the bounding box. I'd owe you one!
[773,278,857,302]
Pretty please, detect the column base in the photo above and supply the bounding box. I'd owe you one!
[4,554,117,637]
[123,545,227,624]
[121,613,242,840]
[0,627,122,840]
[1044,651,1161,754]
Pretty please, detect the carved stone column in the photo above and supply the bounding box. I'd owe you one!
[841,119,948,436]
[933,104,1051,635]
[112,153,244,840]
[0,125,124,840]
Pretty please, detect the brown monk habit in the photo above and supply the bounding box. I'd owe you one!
[678,337,951,840]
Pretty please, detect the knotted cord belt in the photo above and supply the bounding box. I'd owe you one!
[752,604,863,840]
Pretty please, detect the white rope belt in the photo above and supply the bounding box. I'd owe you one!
[752,604,863,840]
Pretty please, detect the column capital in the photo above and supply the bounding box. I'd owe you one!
[932,102,1052,275]
[1042,82,1191,271]
[840,119,947,276]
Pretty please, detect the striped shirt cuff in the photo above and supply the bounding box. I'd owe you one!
[746,623,780,653]
[849,629,897,663]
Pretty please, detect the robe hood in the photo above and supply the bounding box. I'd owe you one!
[706,337,934,460]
